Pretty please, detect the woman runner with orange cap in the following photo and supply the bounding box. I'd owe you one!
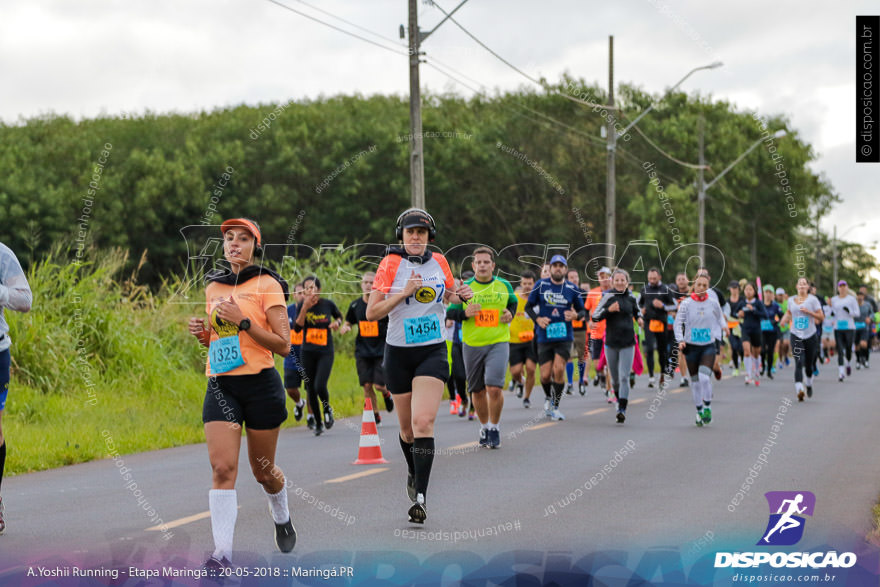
[187,218,295,574]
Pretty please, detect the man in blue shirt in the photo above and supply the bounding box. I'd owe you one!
[526,255,586,420]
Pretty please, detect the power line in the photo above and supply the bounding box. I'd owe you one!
[290,0,406,47]
[265,0,408,56]
[626,122,706,170]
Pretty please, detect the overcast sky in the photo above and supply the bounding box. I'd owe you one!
[3,0,877,268]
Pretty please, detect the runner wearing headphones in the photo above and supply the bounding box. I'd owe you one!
[367,208,472,524]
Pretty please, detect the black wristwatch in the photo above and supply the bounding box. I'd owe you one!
[239,318,251,331]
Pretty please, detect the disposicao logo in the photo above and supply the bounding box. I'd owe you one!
[714,491,857,570]
[758,491,815,546]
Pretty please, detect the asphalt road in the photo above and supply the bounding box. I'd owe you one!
[1,363,879,585]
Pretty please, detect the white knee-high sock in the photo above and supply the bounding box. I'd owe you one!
[691,376,703,408]
[263,482,290,524]
[209,489,237,561]
[699,372,713,404]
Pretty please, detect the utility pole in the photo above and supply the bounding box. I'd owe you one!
[832,224,838,291]
[407,0,425,209]
[605,35,615,262]
[697,115,706,264]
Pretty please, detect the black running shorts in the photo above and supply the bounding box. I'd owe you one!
[203,368,288,430]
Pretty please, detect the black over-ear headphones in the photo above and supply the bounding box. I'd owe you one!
[395,208,436,241]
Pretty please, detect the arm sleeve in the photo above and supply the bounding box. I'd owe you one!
[591,294,610,322]
[345,302,357,324]
[673,301,687,343]
[525,304,539,322]
[446,304,466,322]
[503,279,518,316]
[662,288,677,312]
[0,247,33,313]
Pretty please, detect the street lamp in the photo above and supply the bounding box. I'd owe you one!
[605,58,722,260]
[832,222,867,290]
[697,129,787,263]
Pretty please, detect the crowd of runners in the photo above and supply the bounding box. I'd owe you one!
[0,206,877,575]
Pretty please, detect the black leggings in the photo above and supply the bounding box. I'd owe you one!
[643,330,670,377]
[792,334,818,384]
[301,350,334,421]
[729,334,743,368]
[834,330,855,365]
[761,331,778,372]
[449,344,467,403]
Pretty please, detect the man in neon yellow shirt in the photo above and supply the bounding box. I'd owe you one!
[446,247,517,449]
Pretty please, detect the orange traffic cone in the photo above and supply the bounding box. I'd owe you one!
[353,398,389,465]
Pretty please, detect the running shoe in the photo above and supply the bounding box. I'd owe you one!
[754,379,761,387]
[523,398,531,408]
[745,377,751,386]
[785,357,790,366]
[629,372,636,388]
[564,383,573,395]
[507,380,516,392]
[846,365,852,376]
[593,376,600,387]
[648,376,655,388]
[814,367,820,377]
[681,378,689,387]
[797,390,805,402]
[406,473,416,501]
[203,556,232,581]
[294,401,304,422]
[616,410,626,424]
[449,401,457,415]
[408,494,427,524]
[314,424,323,436]
[468,411,476,421]
[487,428,501,449]
[550,409,565,421]
[543,398,552,416]
[578,382,587,396]
[306,414,315,430]
[732,368,740,376]
[375,412,382,426]
[701,406,712,424]
[323,408,334,430]
[273,516,297,553]
[806,385,813,398]
[516,383,524,398]
[857,361,862,370]
[767,371,774,380]
[0,497,5,535]
[479,428,489,447]
[838,374,844,382]
[385,393,395,412]
[695,412,704,427]
[458,402,467,418]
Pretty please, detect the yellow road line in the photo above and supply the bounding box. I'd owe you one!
[583,408,608,415]
[324,467,389,484]
[527,422,557,430]
[146,508,237,531]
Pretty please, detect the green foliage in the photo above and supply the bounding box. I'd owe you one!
[0,81,874,290]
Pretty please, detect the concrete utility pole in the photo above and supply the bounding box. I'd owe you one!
[406,0,469,209]
[407,0,425,209]
[605,35,615,262]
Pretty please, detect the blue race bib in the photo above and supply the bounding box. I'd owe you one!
[209,336,246,374]
[837,320,850,330]
[793,316,809,330]
[456,328,463,343]
[667,314,674,325]
[404,314,442,344]
[691,328,711,344]
[855,321,866,330]
[760,319,773,331]
[545,321,567,339]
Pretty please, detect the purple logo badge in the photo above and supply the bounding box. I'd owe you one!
[757,491,816,546]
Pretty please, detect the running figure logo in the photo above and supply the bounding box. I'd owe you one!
[757,491,816,546]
